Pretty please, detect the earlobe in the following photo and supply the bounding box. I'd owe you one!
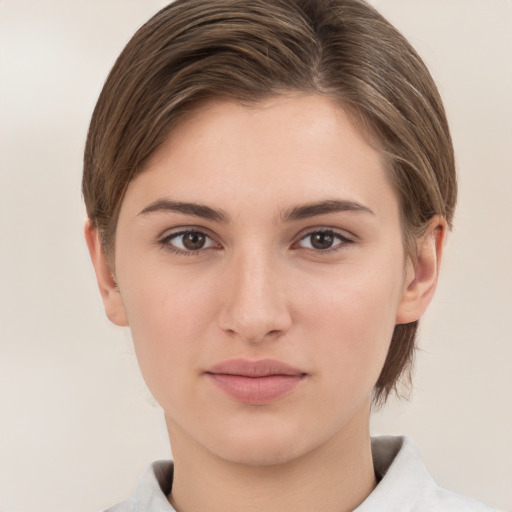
[84,220,129,327]
[395,216,447,325]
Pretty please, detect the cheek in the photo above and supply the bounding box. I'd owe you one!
[118,263,220,401]
[296,260,404,383]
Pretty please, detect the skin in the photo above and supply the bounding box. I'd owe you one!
[86,94,445,512]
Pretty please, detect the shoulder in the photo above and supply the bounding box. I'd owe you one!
[102,460,175,512]
[103,500,134,512]
[432,487,499,512]
[355,436,500,512]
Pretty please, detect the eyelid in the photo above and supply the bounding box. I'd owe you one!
[157,223,221,241]
[293,227,356,251]
[156,225,356,255]
[158,226,221,254]
[298,226,356,241]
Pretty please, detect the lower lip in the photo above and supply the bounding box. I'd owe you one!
[207,373,305,404]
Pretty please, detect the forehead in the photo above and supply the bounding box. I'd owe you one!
[122,94,398,220]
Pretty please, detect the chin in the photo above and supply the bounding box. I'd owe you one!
[214,438,303,467]
[202,418,313,467]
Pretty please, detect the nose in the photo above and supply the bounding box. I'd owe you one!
[217,249,292,343]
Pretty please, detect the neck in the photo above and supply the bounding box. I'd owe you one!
[166,404,376,512]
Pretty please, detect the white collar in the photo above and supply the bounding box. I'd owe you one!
[107,436,497,512]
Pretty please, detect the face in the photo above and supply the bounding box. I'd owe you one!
[100,95,429,466]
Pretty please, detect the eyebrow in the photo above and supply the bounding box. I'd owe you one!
[138,199,230,222]
[137,198,374,223]
[279,199,374,222]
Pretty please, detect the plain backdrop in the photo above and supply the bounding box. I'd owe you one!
[1,1,511,511]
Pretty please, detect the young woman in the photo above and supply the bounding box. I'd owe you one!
[83,0,498,510]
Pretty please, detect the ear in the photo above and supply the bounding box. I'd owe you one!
[395,216,447,325]
[84,219,129,326]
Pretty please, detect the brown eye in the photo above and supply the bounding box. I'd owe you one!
[162,230,217,253]
[297,230,353,251]
[182,231,206,250]
[310,232,335,250]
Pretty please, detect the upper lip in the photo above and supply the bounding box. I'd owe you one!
[206,358,306,377]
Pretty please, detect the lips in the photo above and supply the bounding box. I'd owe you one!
[205,358,307,404]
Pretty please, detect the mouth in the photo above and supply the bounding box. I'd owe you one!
[205,358,307,404]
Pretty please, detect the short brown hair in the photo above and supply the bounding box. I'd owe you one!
[83,0,456,404]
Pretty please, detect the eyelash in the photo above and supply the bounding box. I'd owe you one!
[159,229,220,256]
[158,228,355,256]
[294,229,355,253]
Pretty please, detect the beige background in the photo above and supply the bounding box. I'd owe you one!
[0,1,511,511]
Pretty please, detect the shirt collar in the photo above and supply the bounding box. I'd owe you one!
[354,435,438,511]
[125,435,482,512]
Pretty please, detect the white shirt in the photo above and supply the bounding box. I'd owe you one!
[104,436,499,511]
